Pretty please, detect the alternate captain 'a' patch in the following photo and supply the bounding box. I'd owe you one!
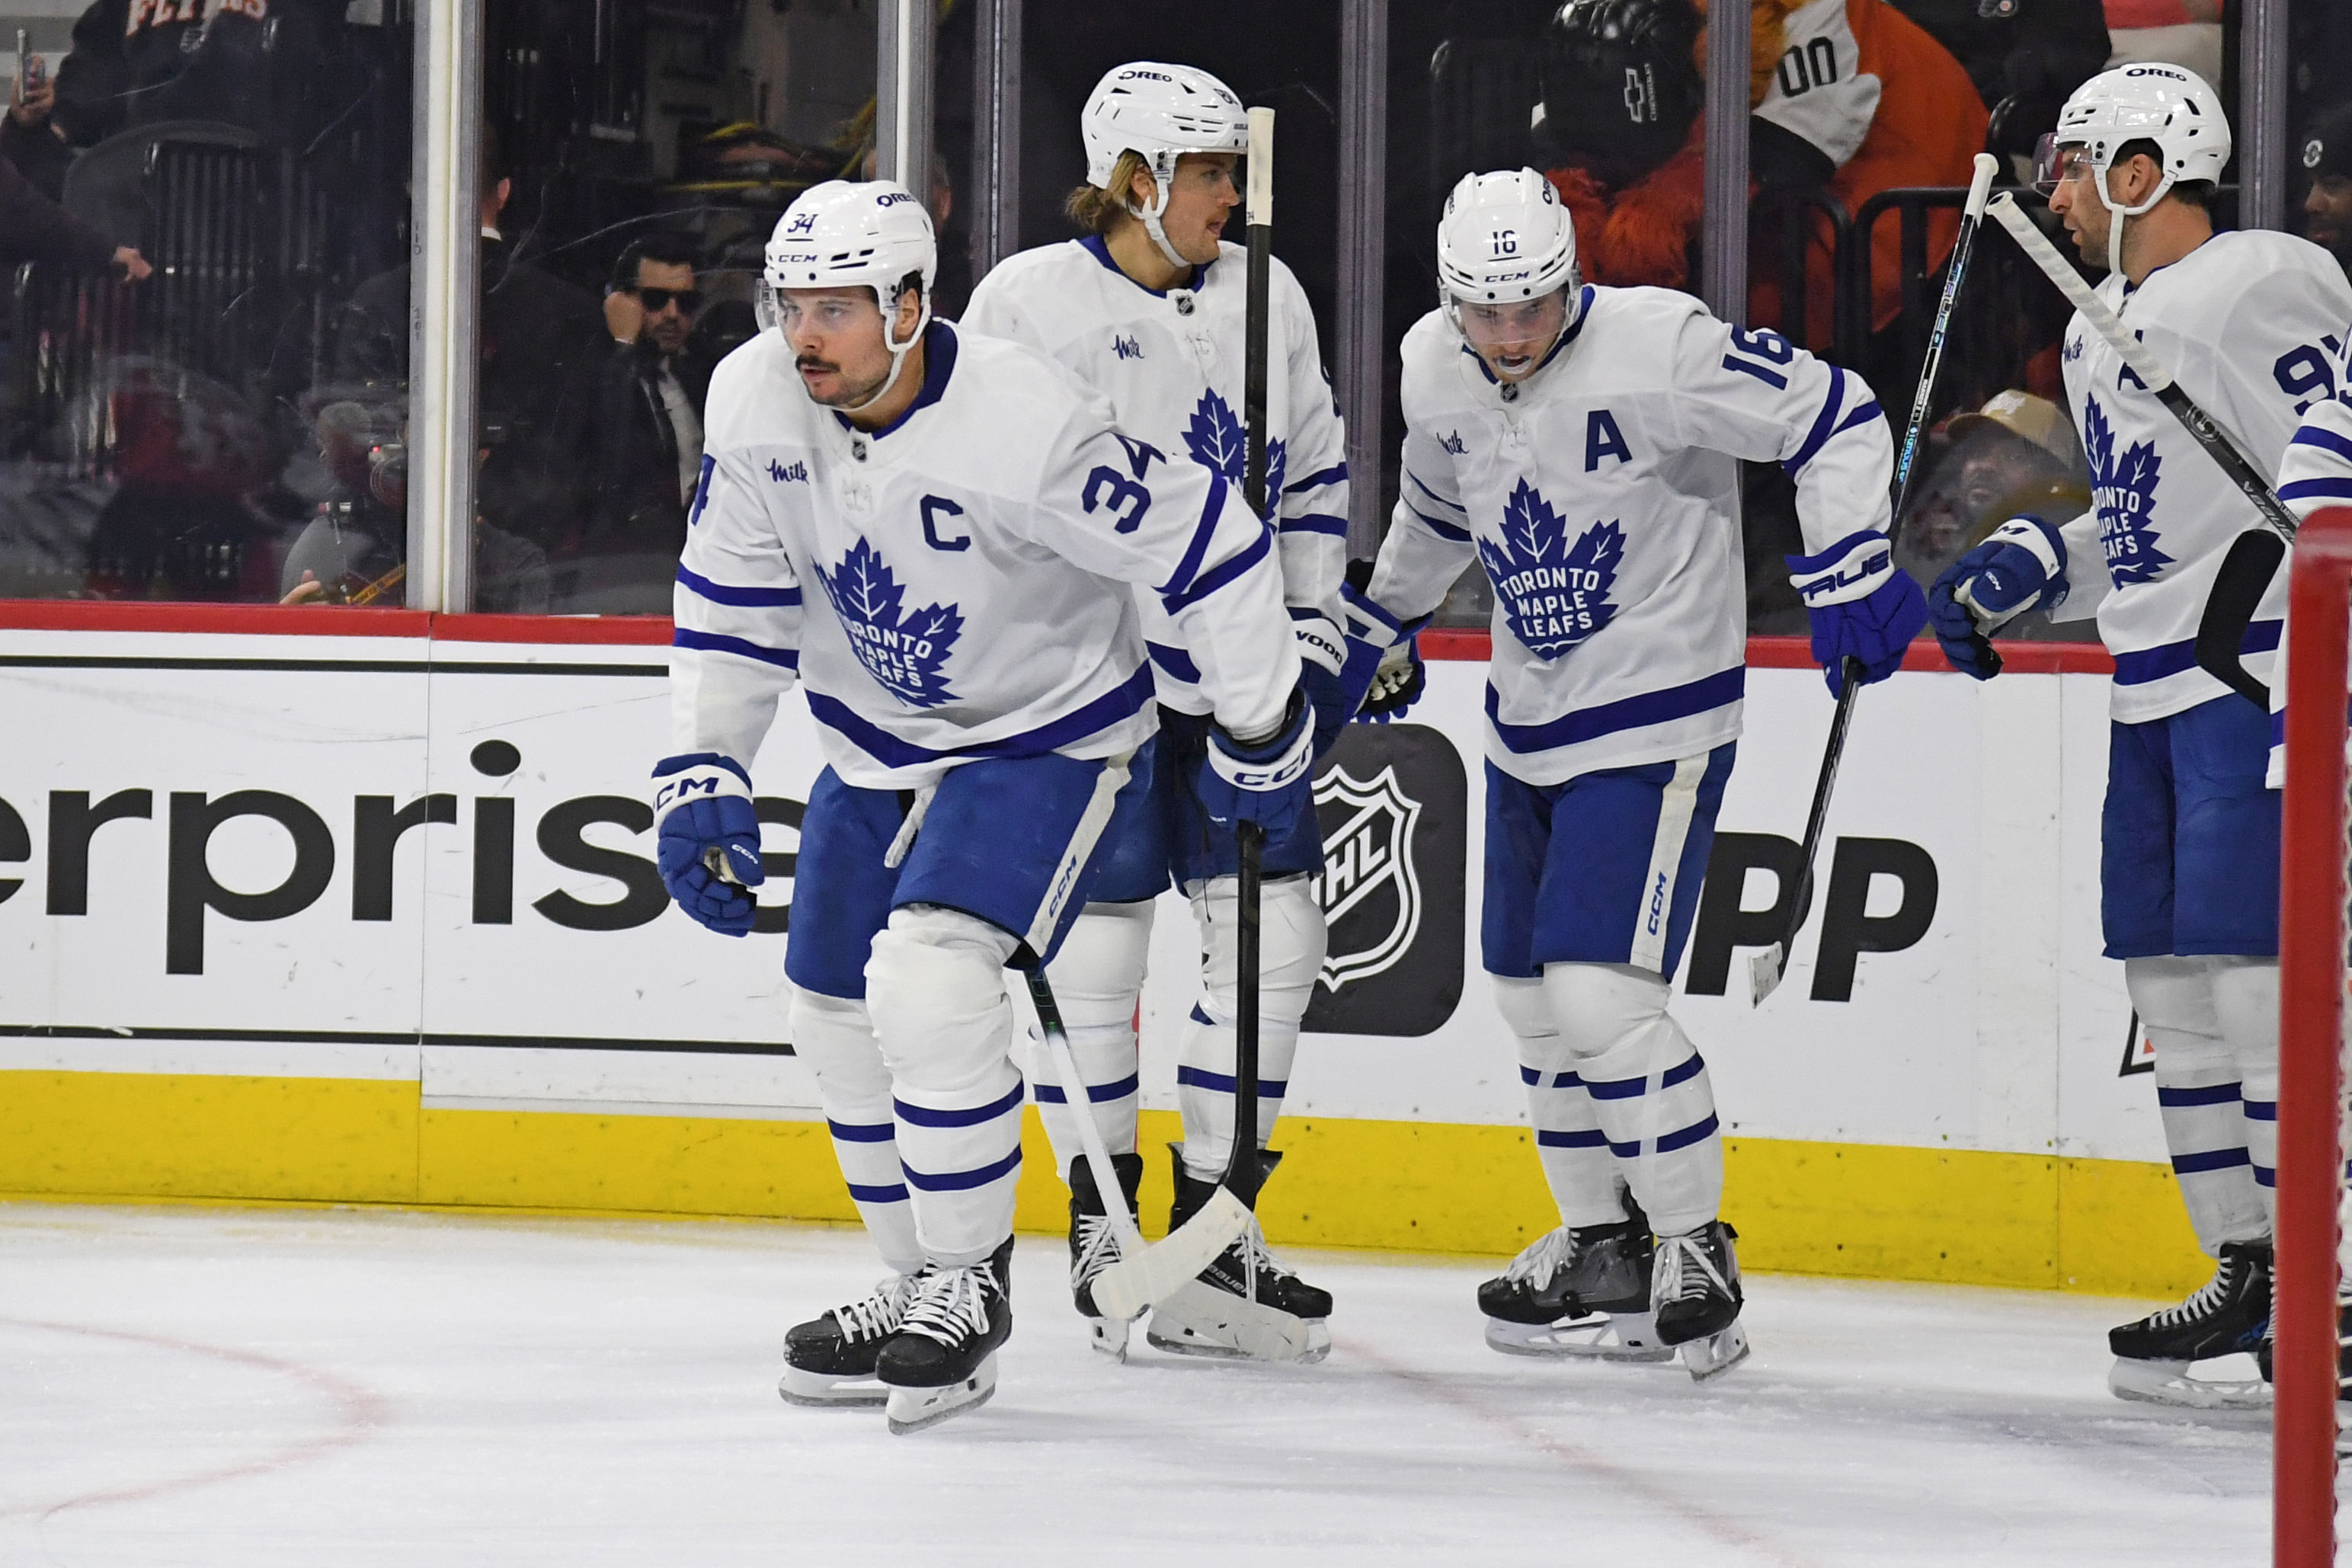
[1477,478,1623,660]
[1182,388,1287,501]
[814,536,963,709]
[2085,394,2174,588]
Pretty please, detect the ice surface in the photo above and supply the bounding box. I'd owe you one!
[0,1204,2283,1566]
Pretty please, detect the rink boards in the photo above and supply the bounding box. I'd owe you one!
[0,609,2208,1298]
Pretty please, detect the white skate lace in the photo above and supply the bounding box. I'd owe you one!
[1502,1227,1578,1292]
[2144,1259,2238,1331]
[832,1275,919,1344]
[900,1259,1000,1348]
[1654,1232,1730,1307]
[1231,1217,1301,1297]
[1070,1212,1122,1291]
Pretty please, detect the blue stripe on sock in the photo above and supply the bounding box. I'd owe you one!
[1175,1064,1290,1097]
[1520,1065,1586,1089]
[828,1119,895,1144]
[2156,1082,2243,1109]
[2171,1147,2251,1175]
[846,1181,909,1204]
[1537,1128,1609,1149]
[1035,1073,1141,1106]
[1585,1054,1705,1101]
[2254,1165,2277,1189]
[2242,1099,2278,1122]
[1607,1112,1720,1159]
[894,1082,1026,1128]
[901,1144,1024,1193]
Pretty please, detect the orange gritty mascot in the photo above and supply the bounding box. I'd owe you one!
[1538,0,1986,353]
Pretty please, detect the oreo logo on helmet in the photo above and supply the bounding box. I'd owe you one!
[2123,64,2190,80]
[1119,69,1173,82]
[875,191,917,208]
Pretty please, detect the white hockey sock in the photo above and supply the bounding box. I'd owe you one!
[866,904,1026,1267]
[1029,900,1151,1174]
[2211,955,2281,1232]
[2128,955,2268,1254]
[1176,873,1326,1182]
[1544,962,1723,1239]
[1492,973,1626,1228]
[789,987,921,1275]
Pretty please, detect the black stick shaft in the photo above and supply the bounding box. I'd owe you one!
[1224,821,1266,1202]
[1771,657,1863,963]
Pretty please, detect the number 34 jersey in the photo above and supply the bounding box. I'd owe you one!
[670,322,1299,791]
[1361,285,1893,786]
[2053,228,2352,723]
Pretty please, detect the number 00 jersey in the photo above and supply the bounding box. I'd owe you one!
[2051,229,2352,724]
[1358,286,1893,786]
[670,322,1299,791]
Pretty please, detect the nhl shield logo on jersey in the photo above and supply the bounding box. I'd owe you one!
[2085,395,2174,587]
[1310,764,1425,993]
[1182,389,1287,500]
[1477,479,1624,659]
[814,536,964,709]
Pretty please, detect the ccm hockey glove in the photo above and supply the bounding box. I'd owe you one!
[1927,515,2070,681]
[1198,691,1317,840]
[651,753,763,936]
[1787,528,1929,698]
[1336,578,1430,723]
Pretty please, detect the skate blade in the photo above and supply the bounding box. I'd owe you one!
[1145,1280,1319,1362]
[778,1366,888,1408]
[2107,1356,2271,1410]
[883,1355,1000,1435]
[1485,1310,1675,1364]
[1087,1315,1130,1364]
[1681,1320,1752,1381]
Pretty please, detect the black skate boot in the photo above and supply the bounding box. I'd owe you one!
[1069,1152,1146,1362]
[1146,1147,1333,1364]
[1652,1221,1750,1381]
[1478,1218,1670,1362]
[2109,1240,2272,1408]
[2258,1291,2352,1451]
[875,1236,1014,1435]
[780,1272,922,1407]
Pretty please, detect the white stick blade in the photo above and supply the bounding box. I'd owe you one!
[1090,1185,1253,1319]
[1748,943,1786,1007]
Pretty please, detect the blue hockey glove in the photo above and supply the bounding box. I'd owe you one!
[1336,579,1430,723]
[1787,527,1930,698]
[1198,692,1316,840]
[1293,612,1350,758]
[651,753,763,936]
[1927,516,2071,682]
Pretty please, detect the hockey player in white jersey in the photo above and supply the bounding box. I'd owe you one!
[962,62,1350,1362]
[649,180,1311,1432]
[1338,168,1916,1378]
[1925,65,2352,1406]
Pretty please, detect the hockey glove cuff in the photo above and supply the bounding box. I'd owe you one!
[1200,692,1316,840]
[651,753,763,936]
[1337,580,1432,723]
[1787,530,1927,697]
[1291,610,1346,677]
[1925,517,2068,683]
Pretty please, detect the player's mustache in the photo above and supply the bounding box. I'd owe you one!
[796,357,840,375]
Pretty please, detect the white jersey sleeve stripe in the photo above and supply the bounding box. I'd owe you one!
[1161,523,1273,613]
[672,627,802,670]
[2279,476,2352,504]
[1782,370,1852,475]
[1278,513,1349,536]
[1406,468,1467,513]
[1284,462,1349,496]
[1404,499,1473,542]
[674,563,804,609]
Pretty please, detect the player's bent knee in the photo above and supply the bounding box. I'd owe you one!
[1048,901,1155,1027]
[1490,974,1564,1057]
[1189,874,1325,1023]
[2123,955,2223,1040]
[789,989,892,1103]
[2210,956,2280,1069]
[1541,961,1675,1064]
[865,904,1021,1090]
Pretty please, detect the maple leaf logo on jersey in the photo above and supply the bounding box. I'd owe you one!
[2085,394,2174,587]
[1476,478,1624,659]
[813,537,964,709]
[1181,389,1286,503]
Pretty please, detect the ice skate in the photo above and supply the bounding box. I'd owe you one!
[1479,1219,1672,1362]
[779,1272,923,1407]
[1652,1221,1749,1381]
[876,1237,1013,1435]
[2107,1240,2271,1410]
[1068,1152,1145,1362]
[1145,1150,1332,1364]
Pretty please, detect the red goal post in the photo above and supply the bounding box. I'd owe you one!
[2279,506,2352,1568]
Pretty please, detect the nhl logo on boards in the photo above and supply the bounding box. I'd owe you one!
[1301,725,1467,1038]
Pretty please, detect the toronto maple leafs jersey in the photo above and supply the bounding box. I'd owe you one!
[961,236,1349,712]
[1358,286,1893,786]
[2052,229,2352,725]
[670,322,1300,791]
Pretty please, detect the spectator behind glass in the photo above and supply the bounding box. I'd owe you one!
[578,233,716,609]
[328,123,606,565]
[0,141,148,280]
[4,48,72,200]
[1894,389,2094,645]
[1889,0,2109,163]
[2102,1,2221,86]
[1536,0,1985,351]
[2299,101,2352,277]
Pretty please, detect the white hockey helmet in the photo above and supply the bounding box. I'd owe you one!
[2037,63,2231,276]
[1080,61,1249,270]
[759,179,938,411]
[1435,168,1584,355]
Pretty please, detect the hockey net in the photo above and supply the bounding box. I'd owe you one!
[2277,507,2352,1568]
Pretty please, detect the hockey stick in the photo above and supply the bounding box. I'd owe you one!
[1987,193,2294,706]
[1748,157,1999,1006]
[1023,967,1243,1320]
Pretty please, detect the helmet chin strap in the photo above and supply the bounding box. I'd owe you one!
[1128,152,1195,274]
[841,286,933,414]
[2095,160,2175,279]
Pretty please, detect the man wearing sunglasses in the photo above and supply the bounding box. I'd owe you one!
[590,232,718,584]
